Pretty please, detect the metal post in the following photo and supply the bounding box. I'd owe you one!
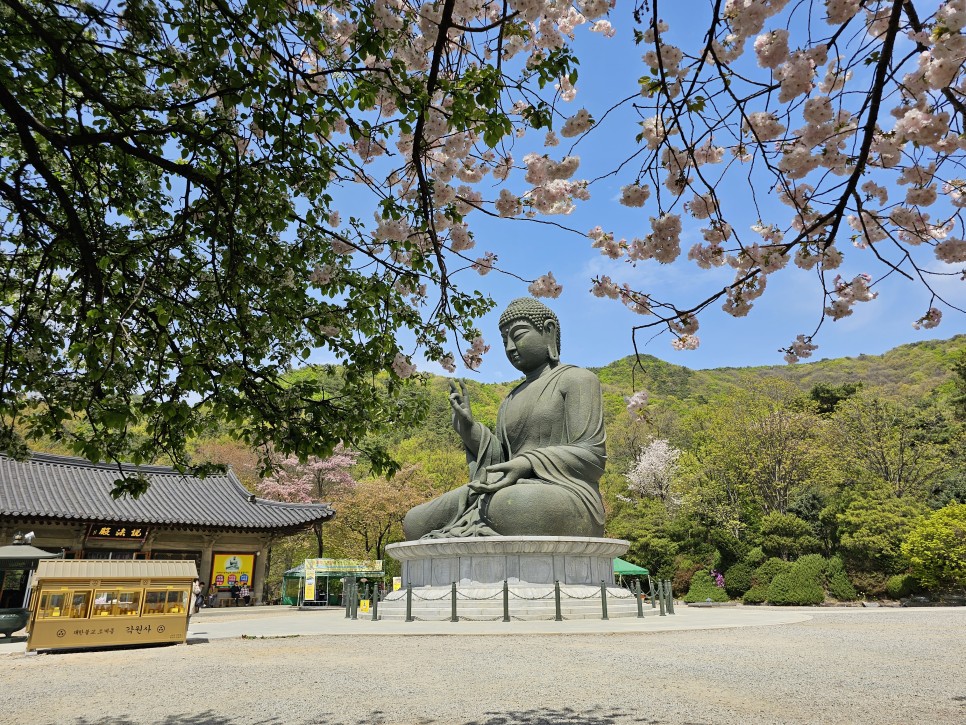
[635,581,644,618]
[658,580,666,616]
[600,580,609,620]
[666,579,675,614]
[344,578,351,618]
[502,579,510,622]
[649,577,657,609]
[349,577,358,620]
[450,581,458,622]
[371,584,379,621]
[405,583,414,622]
[554,580,562,621]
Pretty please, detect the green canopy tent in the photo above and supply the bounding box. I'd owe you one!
[282,559,385,606]
[613,558,649,588]
[613,558,649,576]
[281,564,305,605]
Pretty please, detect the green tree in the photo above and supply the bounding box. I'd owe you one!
[680,381,828,530]
[951,352,966,422]
[831,395,948,498]
[759,512,820,561]
[901,504,966,591]
[809,382,862,416]
[327,470,431,562]
[0,0,576,492]
[837,494,928,574]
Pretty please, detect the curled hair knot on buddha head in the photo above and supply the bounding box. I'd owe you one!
[498,297,561,362]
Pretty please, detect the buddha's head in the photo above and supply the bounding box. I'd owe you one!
[498,297,560,374]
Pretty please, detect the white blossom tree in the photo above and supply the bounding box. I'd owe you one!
[625,438,682,507]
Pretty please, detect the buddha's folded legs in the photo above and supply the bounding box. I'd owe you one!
[484,480,604,538]
[403,481,604,540]
[403,485,470,540]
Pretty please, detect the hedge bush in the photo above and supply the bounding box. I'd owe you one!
[742,584,769,604]
[885,574,919,599]
[767,570,825,605]
[827,571,858,601]
[742,558,791,604]
[767,557,826,606]
[683,570,730,603]
[723,562,754,598]
[794,554,827,580]
[743,546,766,567]
[825,556,858,601]
[752,558,791,587]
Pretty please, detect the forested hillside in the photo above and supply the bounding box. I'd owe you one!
[27,336,965,604]
[254,334,965,604]
[594,334,966,410]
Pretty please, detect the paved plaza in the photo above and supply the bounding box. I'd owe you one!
[2,605,964,724]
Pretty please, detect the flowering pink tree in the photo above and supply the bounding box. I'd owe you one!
[582,0,965,369]
[2,0,963,484]
[258,446,359,556]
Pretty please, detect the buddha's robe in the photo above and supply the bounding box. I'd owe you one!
[403,364,606,539]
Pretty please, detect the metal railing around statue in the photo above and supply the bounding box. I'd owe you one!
[362,577,678,622]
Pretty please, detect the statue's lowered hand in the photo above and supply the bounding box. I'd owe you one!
[470,458,532,494]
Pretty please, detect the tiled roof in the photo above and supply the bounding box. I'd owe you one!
[0,452,334,532]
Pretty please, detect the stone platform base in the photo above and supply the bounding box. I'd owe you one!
[378,583,640,621]
[379,536,641,622]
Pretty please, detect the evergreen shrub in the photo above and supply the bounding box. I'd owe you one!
[743,546,766,567]
[723,562,754,598]
[752,557,791,587]
[885,574,919,599]
[743,558,791,604]
[683,571,730,603]
[794,554,827,580]
[825,556,858,601]
[767,561,825,606]
[742,585,769,604]
[828,570,858,601]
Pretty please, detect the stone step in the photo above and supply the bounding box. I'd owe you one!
[376,598,642,621]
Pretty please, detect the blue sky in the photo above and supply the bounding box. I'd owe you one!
[318,3,966,384]
[440,6,964,383]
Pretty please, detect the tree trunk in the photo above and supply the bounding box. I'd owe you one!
[313,522,324,558]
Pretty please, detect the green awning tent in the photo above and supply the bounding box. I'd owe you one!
[281,564,305,605]
[281,561,386,605]
[613,558,649,577]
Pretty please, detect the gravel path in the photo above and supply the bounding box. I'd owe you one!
[3,608,964,724]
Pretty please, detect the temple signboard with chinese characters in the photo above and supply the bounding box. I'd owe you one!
[86,523,150,542]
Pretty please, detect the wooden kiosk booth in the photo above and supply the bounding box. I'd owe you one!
[26,559,197,652]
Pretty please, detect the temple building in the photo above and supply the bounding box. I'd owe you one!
[0,452,334,605]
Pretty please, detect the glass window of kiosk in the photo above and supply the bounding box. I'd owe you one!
[91,589,142,617]
[143,589,188,615]
[38,590,92,619]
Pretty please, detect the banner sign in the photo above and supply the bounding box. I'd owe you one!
[303,558,383,576]
[302,559,383,602]
[211,553,254,589]
[86,524,149,541]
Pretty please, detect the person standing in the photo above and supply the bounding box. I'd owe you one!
[191,579,202,614]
